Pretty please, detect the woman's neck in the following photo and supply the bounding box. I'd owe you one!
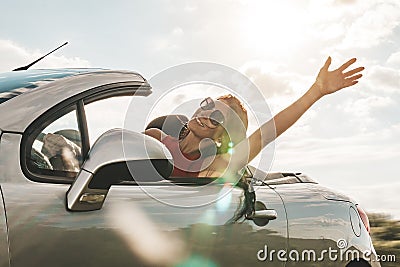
[179,131,202,155]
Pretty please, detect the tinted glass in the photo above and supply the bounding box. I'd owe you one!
[28,108,82,178]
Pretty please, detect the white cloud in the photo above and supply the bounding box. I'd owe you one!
[0,39,90,72]
[366,65,400,94]
[272,120,400,173]
[334,0,357,4]
[183,4,197,12]
[387,51,400,67]
[240,61,312,98]
[339,1,400,49]
[343,95,395,118]
[150,27,185,53]
[172,27,184,36]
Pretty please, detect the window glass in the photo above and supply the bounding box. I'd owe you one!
[84,96,132,145]
[28,108,82,178]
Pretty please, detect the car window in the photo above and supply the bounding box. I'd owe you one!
[27,107,82,179]
[84,96,132,146]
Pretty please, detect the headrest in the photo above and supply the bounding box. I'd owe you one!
[145,115,189,139]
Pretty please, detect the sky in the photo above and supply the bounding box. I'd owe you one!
[1,0,400,218]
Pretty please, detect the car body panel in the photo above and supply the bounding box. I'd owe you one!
[0,134,24,184]
[0,69,97,104]
[273,183,376,266]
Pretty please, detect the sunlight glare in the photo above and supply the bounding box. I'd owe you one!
[241,1,306,56]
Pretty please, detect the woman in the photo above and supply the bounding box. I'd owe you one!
[145,57,364,179]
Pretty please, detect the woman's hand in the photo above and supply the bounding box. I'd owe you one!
[314,57,364,97]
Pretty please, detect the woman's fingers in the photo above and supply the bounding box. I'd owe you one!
[344,73,363,85]
[338,58,357,72]
[343,66,364,78]
[322,56,332,71]
[343,80,359,88]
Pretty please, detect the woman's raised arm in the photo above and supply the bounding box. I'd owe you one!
[222,57,364,175]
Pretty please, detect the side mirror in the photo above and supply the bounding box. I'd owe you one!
[66,129,172,211]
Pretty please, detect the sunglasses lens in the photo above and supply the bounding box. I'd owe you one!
[210,110,225,126]
[200,97,215,110]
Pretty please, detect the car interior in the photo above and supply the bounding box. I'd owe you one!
[30,129,83,178]
[145,114,189,139]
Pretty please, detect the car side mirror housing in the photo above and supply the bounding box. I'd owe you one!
[66,129,172,211]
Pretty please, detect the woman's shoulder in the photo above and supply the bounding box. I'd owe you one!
[144,128,167,141]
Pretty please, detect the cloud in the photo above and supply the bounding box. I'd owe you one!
[343,95,395,119]
[273,90,400,165]
[183,4,197,12]
[240,61,310,98]
[268,58,400,167]
[275,125,400,167]
[366,65,400,94]
[339,1,400,49]
[0,39,90,72]
[172,27,184,36]
[386,51,400,67]
[334,0,357,4]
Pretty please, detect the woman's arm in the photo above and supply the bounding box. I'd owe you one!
[217,57,364,177]
[144,128,166,141]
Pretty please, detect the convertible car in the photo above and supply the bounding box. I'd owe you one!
[0,68,380,267]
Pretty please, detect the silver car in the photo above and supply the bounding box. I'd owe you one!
[0,69,380,267]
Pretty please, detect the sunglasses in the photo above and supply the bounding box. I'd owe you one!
[200,97,225,126]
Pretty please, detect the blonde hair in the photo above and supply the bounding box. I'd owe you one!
[217,94,248,153]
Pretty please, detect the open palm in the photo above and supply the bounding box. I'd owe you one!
[315,57,364,96]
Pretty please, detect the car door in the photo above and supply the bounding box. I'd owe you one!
[0,93,287,267]
[100,179,287,267]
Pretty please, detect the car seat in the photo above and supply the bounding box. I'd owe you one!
[40,129,82,171]
[145,114,189,139]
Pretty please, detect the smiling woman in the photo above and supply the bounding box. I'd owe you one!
[145,57,364,179]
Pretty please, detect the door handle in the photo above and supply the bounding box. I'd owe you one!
[248,209,277,220]
[246,201,278,226]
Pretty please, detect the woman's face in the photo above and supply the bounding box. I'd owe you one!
[187,98,231,140]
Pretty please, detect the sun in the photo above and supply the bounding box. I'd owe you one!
[240,1,306,57]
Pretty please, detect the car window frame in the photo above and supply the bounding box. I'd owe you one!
[21,82,151,184]
[23,102,82,183]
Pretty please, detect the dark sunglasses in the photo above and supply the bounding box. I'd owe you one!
[200,97,225,126]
